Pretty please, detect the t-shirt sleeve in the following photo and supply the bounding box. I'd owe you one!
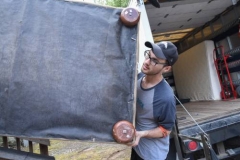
[153,94,176,131]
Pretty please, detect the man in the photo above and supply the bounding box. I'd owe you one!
[130,41,178,160]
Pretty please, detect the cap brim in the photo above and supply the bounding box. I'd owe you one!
[145,41,154,49]
[145,41,166,60]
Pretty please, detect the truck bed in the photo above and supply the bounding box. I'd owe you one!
[176,99,240,136]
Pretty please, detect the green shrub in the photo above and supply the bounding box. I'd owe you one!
[94,0,130,7]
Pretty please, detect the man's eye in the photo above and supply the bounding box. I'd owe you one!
[152,59,158,64]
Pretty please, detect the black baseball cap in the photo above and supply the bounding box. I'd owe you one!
[145,41,178,66]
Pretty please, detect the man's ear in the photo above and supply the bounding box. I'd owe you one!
[163,66,172,73]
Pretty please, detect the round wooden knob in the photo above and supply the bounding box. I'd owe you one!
[120,8,140,27]
[112,120,135,144]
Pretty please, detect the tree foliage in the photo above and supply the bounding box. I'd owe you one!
[94,0,130,7]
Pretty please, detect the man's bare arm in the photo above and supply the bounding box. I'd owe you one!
[129,127,171,147]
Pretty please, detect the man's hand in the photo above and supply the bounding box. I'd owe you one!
[128,130,149,147]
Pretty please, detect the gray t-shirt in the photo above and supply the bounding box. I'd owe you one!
[134,73,176,160]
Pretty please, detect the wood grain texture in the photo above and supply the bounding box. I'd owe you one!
[176,99,240,130]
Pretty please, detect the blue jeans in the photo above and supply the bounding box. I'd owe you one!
[131,149,144,160]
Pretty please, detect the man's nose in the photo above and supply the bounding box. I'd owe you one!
[145,58,151,64]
